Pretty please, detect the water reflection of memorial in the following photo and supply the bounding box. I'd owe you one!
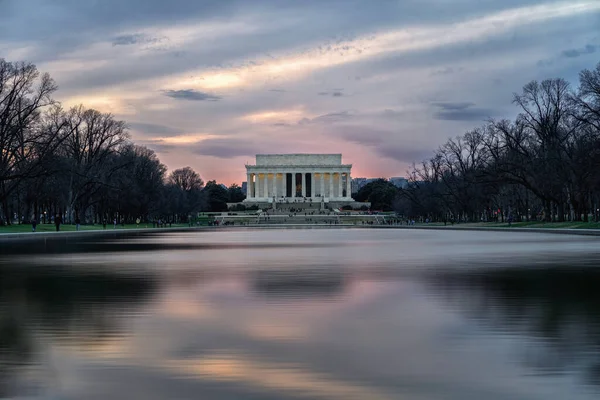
[428,265,600,386]
[0,263,158,397]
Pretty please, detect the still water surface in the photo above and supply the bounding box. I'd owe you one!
[1,228,600,399]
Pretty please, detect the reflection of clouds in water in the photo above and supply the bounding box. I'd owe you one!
[242,323,310,342]
[155,273,359,343]
[164,352,396,400]
[157,290,215,319]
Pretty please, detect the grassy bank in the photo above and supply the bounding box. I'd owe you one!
[0,222,191,234]
[1,220,599,234]
[456,221,600,229]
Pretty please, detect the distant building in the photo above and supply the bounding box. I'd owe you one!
[241,181,247,194]
[389,177,408,189]
[219,183,228,190]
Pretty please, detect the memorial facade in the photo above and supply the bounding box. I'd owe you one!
[244,154,353,203]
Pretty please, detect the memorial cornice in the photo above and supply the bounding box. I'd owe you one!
[246,164,352,169]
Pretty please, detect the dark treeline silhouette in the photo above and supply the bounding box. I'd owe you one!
[354,179,400,211]
[0,59,244,226]
[396,62,600,223]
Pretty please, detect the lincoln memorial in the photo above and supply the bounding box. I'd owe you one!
[244,154,353,203]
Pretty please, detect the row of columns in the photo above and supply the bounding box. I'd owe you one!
[245,172,351,199]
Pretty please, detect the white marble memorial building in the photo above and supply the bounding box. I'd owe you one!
[244,154,353,203]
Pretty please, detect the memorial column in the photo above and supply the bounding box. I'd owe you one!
[338,171,343,200]
[329,172,334,199]
[320,173,325,198]
[255,173,260,198]
[346,172,352,198]
[311,172,315,198]
[301,172,306,197]
[272,173,277,198]
[246,173,252,198]
[283,172,287,198]
[263,173,268,198]
[291,172,295,198]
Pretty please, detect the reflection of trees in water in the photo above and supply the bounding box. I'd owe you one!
[0,264,158,397]
[0,310,33,397]
[428,267,600,385]
[252,268,346,299]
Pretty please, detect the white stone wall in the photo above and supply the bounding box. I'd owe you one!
[256,154,342,166]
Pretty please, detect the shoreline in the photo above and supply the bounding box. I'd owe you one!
[1,223,600,241]
[240,224,600,236]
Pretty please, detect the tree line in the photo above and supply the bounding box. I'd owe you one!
[0,58,245,225]
[395,62,600,223]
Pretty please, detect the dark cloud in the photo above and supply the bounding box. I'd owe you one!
[348,18,593,82]
[381,109,405,119]
[8,0,509,71]
[318,89,345,97]
[431,102,494,121]
[299,110,356,124]
[339,127,388,146]
[537,59,554,67]
[268,89,286,92]
[0,0,552,44]
[375,145,433,163]
[112,33,163,46]
[561,44,596,58]
[142,142,177,154]
[538,42,598,67]
[128,122,184,136]
[192,138,261,158]
[432,102,474,110]
[430,66,464,76]
[163,90,221,101]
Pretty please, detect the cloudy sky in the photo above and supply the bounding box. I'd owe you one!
[1,0,599,185]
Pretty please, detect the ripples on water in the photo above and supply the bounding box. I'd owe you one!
[1,228,600,399]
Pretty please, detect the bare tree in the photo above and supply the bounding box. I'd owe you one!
[61,105,129,222]
[168,167,204,192]
[166,167,205,219]
[0,59,66,223]
[572,62,600,131]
